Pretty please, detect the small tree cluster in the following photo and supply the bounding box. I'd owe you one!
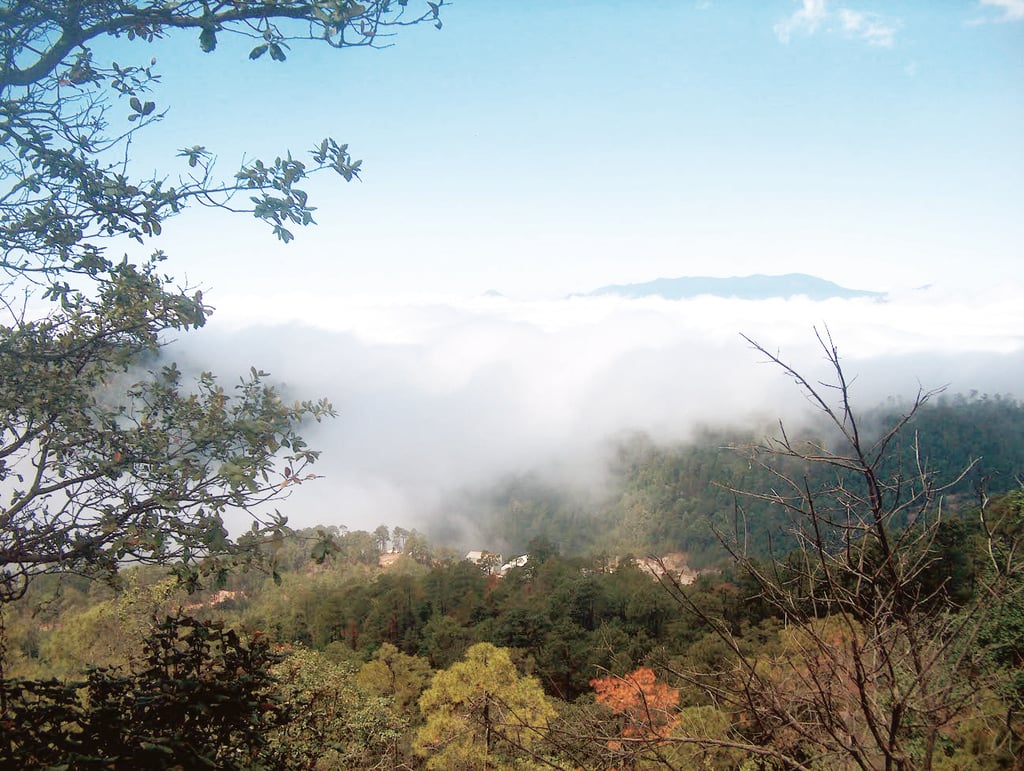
[0,613,290,768]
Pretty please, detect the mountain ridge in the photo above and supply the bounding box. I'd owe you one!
[583,273,885,301]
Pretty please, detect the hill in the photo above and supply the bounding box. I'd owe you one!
[430,393,1024,566]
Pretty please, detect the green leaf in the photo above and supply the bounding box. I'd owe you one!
[199,27,217,53]
[311,541,328,564]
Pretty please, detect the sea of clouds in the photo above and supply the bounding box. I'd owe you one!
[165,283,1024,535]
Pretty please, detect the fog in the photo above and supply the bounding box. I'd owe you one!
[164,283,1024,536]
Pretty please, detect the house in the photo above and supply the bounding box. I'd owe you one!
[465,550,503,574]
[499,554,529,575]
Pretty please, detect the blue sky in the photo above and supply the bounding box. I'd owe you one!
[130,0,1023,301]
[107,1,1024,532]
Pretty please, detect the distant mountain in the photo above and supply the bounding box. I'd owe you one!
[585,273,885,301]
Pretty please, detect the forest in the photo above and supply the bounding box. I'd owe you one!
[3,386,1023,769]
[443,391,1024,566]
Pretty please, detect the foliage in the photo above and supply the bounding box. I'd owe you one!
[272,645,410,770]
[0,0,445,602]
[356,641,432,711]
[0,4,448,765]
[30,573,183,679]
[670,705,749,770]
[0,0,444,276]
[591,666,681,746]
[890,393,1024,496]
[656,330,1024,771]
[0,270,335,599]
[415,642,556,770]
[3,366,1020,767]
[585,666,702,769]
[5,483,1023,768]
[443,396,1024,569]
[0,613,290,769]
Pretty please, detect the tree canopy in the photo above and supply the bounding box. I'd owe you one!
[0,0,444,601]
[415,642,555,770]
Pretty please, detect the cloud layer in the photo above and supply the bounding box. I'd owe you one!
[166,284,1024,535]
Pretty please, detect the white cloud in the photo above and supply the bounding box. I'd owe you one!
[838,9,899,47]
[172,284,1024,535]
[774,0,828,44]
[975,0,1024,22]
[775,0,900,47]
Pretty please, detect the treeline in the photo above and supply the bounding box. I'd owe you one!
[445,394,1024,567]
[5,540,683,700]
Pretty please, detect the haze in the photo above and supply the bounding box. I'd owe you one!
[134,1,1021,532]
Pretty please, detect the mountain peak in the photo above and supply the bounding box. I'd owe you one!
[585,273,884,301]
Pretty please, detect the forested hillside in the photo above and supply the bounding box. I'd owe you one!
[4,393,1023,768]
[444,393,1024,568]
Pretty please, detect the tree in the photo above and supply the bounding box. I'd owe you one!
[0,613,294,768]
[0,1,444,602]
[1,0,444,280]
[356,641,432,711]
[418,613,472,669]
[272,645,410,770]
[581,667,685,769]
[403,528,434,564]
[415,642,556,770]
[32,573,183,678]
[591,667,681,747]
[656,329,1024,770]
[0,308,335,601]
[373,524,391,555]
[391,525,409,553]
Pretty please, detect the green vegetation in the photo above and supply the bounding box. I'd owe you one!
[414,642,555,769]
[1,1,1021,767]
[3,385,1021,767]
[0,0,443,600]
[1,613,292,768]
[449,391,1024,568]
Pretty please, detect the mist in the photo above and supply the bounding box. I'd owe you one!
[163,282,1024,538]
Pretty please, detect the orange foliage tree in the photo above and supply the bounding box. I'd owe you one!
[591,667,681,748]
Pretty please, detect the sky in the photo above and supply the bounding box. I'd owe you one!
[103,1,1024,535]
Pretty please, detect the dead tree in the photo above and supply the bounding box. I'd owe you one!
[656,329,1022,770]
